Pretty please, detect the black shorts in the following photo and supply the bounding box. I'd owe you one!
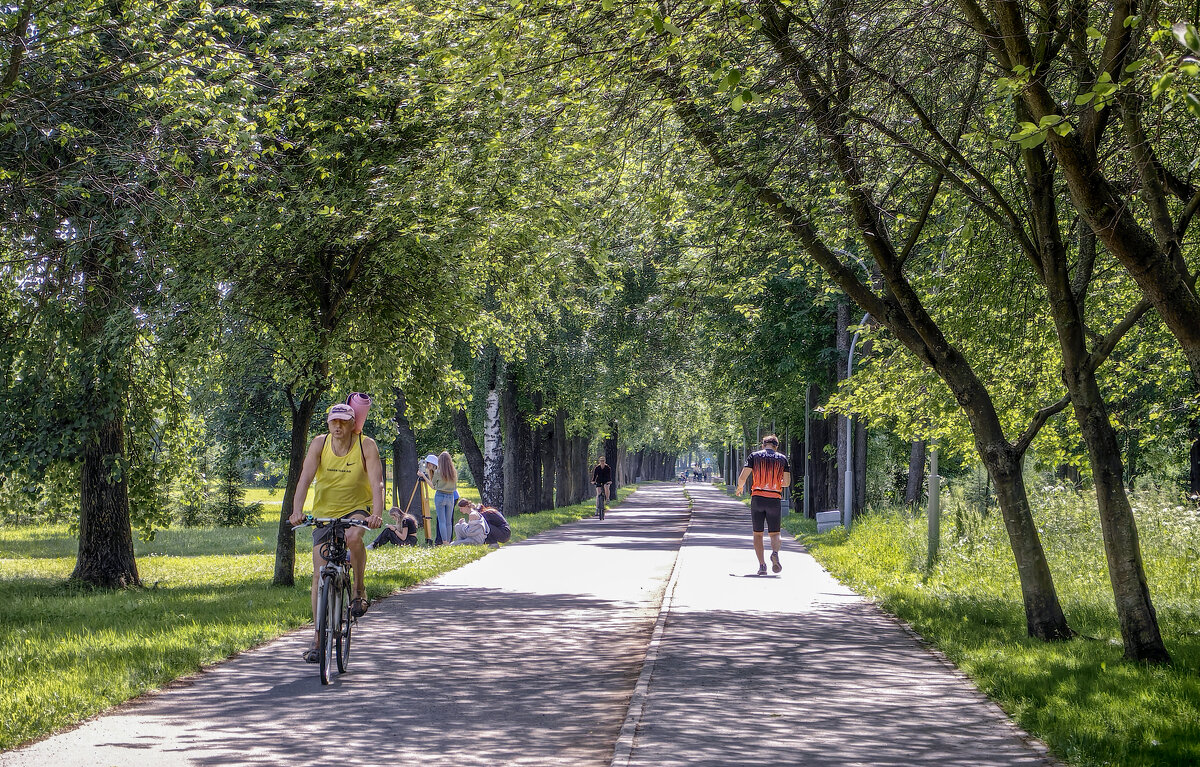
[313,509,370,544]
[750,495,782,533]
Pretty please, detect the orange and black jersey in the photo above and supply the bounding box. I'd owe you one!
[745,449,790,499]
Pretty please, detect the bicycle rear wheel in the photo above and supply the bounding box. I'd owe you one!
[596,490,604,520]
[336,578,352,672]
[319,573,337,685]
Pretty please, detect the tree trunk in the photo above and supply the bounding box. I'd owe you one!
[394,388,420,513]
[73,411,140,588]
[904,440,926,506]
[482,384,503,509]
[452,408,485,498]
[72,240,139,589]
[273,392,320,586]
[1028,128,1169,661]
[1191,420,1200,498]
[1056,463,1082,491]
[502,369,520,516]
[605,420,619,491]
[540,419,555,510]
[985,456,1073,641]
[555,409,569,508]
[789,432,803,510]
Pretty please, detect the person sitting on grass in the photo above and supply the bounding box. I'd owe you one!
[448,498,490,545]
[367,507,419,548]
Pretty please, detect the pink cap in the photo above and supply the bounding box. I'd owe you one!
[326,403,355,422]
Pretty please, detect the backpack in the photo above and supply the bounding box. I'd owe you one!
[480,508,511,544]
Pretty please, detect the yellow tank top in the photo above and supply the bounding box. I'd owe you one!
[312,435,372,518]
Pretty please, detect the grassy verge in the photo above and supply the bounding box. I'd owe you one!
[783,487,1200,767]
[0,484,635,751]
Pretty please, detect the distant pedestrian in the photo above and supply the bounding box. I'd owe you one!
[735,435,791,576]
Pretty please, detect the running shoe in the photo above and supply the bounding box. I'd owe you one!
[771,551,782,573]
[757,563,768,576]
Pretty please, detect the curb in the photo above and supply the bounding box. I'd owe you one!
[609,484,694,767]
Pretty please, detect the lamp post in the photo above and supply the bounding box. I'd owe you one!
[843,312,870,531]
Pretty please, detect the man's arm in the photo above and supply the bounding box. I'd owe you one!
[290,437,323,524]
[782,471,792,488]
[363,438,385,529]
[734,466,753,495]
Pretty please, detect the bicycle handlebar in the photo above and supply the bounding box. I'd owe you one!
[291,516,373,532]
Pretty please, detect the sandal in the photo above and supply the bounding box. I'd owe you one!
[350,597,369,618]
[302,647,320,663]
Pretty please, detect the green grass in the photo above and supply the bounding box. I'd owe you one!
[783,486,1200,767]
[0,483,634,751]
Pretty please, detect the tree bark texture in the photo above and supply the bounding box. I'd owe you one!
[904,440,926,506]
[1191,421,1200,497]
[501,370,521,516]
[554,409,569,508]
[72,241,139,589]
[482,385,503,510]
[605,420,619,491]
[73,411,140,588]
[394,388,420,513]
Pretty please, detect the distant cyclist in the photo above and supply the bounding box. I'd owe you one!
[290,402,383,662]
[735,435,791,576]
[591,455,612,514]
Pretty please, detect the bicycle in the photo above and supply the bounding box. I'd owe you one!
[293,516,370,685]
[594,484,607,520]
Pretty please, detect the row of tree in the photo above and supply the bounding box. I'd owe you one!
[0,0,1196,670]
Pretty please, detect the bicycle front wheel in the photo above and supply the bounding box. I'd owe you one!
[319,573,337,685]
[336,578,352,673]
[596,491,604,520]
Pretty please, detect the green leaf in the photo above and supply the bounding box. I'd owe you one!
[731,93,745,111]
[1123,14,1141,29]
[1074,92,1096,105]
[724,69,742,89]
[1086,26,1104,39]
[1052,121,1073,136]
[1124,58,1147,73]
[1186,93,1200,119]
[602,0,613,11]
[1173,22,1200,54]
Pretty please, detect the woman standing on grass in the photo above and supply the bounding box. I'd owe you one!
[431,451,457,544]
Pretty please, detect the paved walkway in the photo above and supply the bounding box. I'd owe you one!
[2,483,1056,766]
[615,483,1055,766]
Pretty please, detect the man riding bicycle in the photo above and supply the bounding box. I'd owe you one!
[290,402,383,662]
[591,455,612,515]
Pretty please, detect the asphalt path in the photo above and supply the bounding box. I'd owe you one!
[614,483,1057,767]
[4,482,1059,766]
[2,484,690,767]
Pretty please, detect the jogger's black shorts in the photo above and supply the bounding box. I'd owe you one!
[750,495,782,533]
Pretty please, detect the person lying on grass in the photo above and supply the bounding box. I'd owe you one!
[289,402,383,663]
